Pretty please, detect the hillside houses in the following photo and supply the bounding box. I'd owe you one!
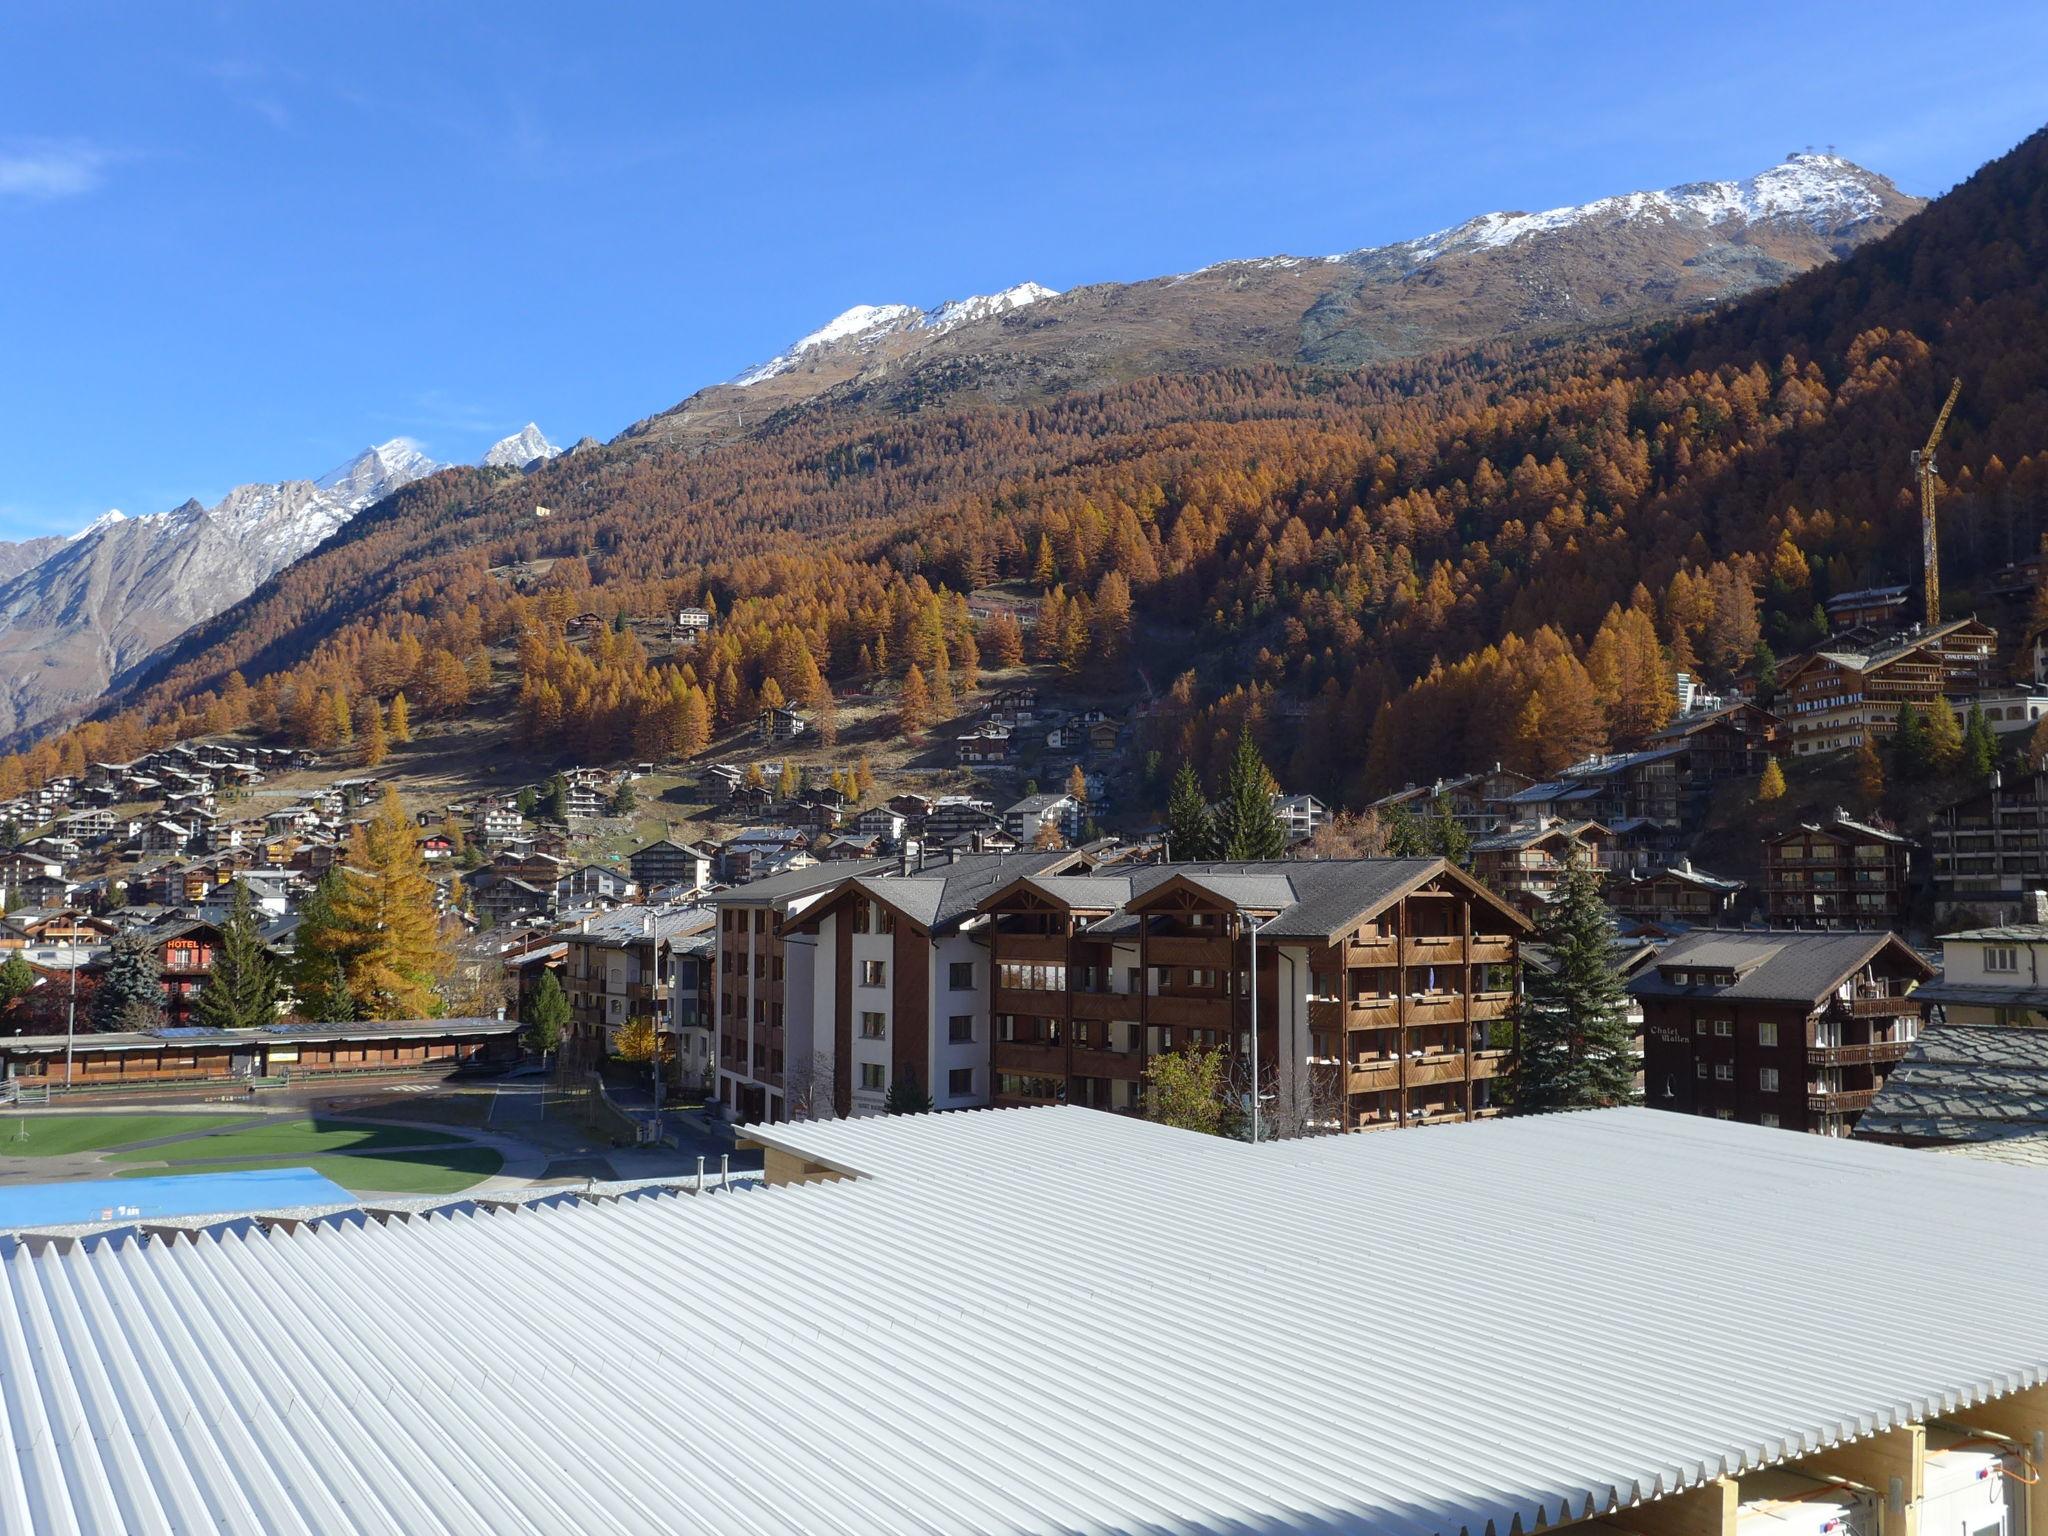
[1774,617,1997,756]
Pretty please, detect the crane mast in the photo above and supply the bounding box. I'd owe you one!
[1914,377,1962,628]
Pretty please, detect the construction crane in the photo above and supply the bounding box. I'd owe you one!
[1913,376,1963,629]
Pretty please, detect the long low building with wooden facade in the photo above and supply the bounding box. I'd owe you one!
[0,1017,521,1088]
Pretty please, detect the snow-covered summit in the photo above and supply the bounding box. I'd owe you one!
[484,423,562,470]
[68,510,129,542]
[1396,153,1891,264]
[731,283,1058,387]
[315,438,441,507]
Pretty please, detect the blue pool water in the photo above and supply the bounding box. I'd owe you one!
[0,1167,355,1230]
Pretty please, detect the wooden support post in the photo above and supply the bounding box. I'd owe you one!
[1950,1385,2048,1536]
[1792,1424,1922,1536]
[1604,1477,1737,1536]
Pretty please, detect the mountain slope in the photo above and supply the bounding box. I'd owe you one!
[630,154,1918,452]
[0,440,443,737]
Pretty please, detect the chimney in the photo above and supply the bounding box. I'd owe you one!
[2026,890,2048,926]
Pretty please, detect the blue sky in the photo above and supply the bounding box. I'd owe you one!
[2,1,2045,539]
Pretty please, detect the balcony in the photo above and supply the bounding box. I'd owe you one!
[993,987,1061,1018]
[1469,938,1516,965]
[1147,993,1229,1028]
[1807,1040,1910,1067]
[1147,935,1234,965]
[1071,1046,1142,1081]
[1807,1087,1879,1115]
[1469,1048,1511,1080]
[998,934,1068,962]
[1469,991,1514,1021]
[1404,935,1466,964]
[1404,995,1470,1026]
[1347,936,1399,966]
[1308,999,1344,1032]
[1406,1053,1469,1088]
[1069,992,1128,1022]
[994,1042,1067,1077]
[1842,991,1919,1018]
[1347,1060,1399,1094]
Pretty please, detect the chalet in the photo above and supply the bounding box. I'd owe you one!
[475,804,525,846]
[705,764,745,798]
[474,875,553,926]
[60,808,116,841]
[556,863,639,908]
[1086,719,1122,757]
[1775,618,1998,755]
[1642,702,1781,785]
[1605,859,1746,927]
[720,827,814,884]
[925,796,1001,844]
[729,780,776,815]
[757,705,810,745]
[988,687,1039,720]
[1761,811,1915,930]
[628,839,714,894]
[788,799,844,833]
[886,793,934,821]
[1370,768,1531,838]
[1004,793,1082,847]
[675,606,714,635]
[1630,929,1930,1135]
[1823,583,1912,630]
[140,821,192,855]
[819,832,887,861]
[417,833,455,862]
[955,724,1013,766]
[140,919,227,1028]
[847,806,907,845]
[562,782,607,821]
[1470,820,1613,915]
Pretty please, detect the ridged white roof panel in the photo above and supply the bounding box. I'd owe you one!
[3,1107,2047,1533]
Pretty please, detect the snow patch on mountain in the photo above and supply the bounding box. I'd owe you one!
[484,423,562,469]
[1398,154,1888,264]
[731,284,1058,386]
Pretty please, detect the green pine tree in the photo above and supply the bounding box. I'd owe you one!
[1429,795,1472,867]
[0,952,34,1012]
[524,969,571,1058]
[1210,732,1286,860]
[884,1070,933,1114]
[195,881,280,1030]
[1165,761,1214,861]
[1963,702,1999,780]
[92,931,165,1032]
[608,778,637,816]
[538,775,569,824]
[1508,862,1639,1112]
[1892,703,1931,783]
[1384,805,1431,857]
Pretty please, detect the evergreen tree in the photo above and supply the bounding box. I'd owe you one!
[609,778,637,816]
[1893,703,1932,783]
[537,775,569,824]
[884,1070,933,1115]
[1751,641,1781,707]
[1383,805,1431,857]
[1924,697,1965,772]
[523,969,570,1057]
[1165,761,1214,861]
[1509,862,1638,1111]
[1211,732,1287,860]
[0,952,34,1013]
[92,931,165,1032]
[330,789,450,1019]
[1429,794,1472,867]
[195,880,279,1030]
[1757,757,1787,802]
[1963,702,1999,780]
[290,868,359,1022]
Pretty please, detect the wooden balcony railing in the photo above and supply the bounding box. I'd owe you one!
[1405,1053,1469,1088]
[1147,935,1234,965]
[1807,1087,1879,1115]
[1806,1040,1910,1067]
[1347,1060,1399,1095]
[1347,936,1399,966]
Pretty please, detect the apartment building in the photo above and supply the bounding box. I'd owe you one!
[709,859,890,1123]
[1774,618,1998,755]
[558,905,715,1057]
[1369,766,1531,838]
[627,837,713,895]
[776,850,1080,1118]
[1761,811,1915,929]
[1929,768,2048,919]
[1604,859,1746,928]
[1629,929,1931,1135]
[977,857,1527,1132]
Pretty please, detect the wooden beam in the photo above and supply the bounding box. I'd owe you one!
[1602,1477,1737,1536]
[1791,1424,1921,1536]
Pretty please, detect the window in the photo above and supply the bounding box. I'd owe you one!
[1714,1063,1734,1082]
[1760,1112,1781,1128]
[1757,1020,1779,1048]
[948,961,974,990]
[1714,1019,1733,1037]
[1715,1108,1735,1121]
[1987,945,2020,974]
[860,1011,885,1040]
[1694,1019,1707,1035]
[948,1067,973,1097]
[1694,1061,1708,1079]
[1759,1067,1780,1093]
[948,1015,974,1044]
[861,959,887,988]
[859,1063,885,1091]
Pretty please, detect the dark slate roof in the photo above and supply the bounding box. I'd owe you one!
[1071,858,1476,941]
[1627,929,1929,1004]
[835,851,1075,934]
[705,859,891,906]
[1857,1025,2048,1145]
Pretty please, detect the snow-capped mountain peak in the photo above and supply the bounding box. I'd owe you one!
[314,437,441,507]
[68,509,128,542]
[1397,152,1892,264]
[483,423,562,470]
[731,284,1058,387]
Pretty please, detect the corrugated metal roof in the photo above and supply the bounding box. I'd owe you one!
[3,1107,2046,1533]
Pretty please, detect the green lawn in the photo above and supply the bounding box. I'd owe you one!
[108,1117,462,1165]
[0,1113,247,1157]
[113,1146,504,1196]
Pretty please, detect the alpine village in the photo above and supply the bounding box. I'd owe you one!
[9,22,2048,1535]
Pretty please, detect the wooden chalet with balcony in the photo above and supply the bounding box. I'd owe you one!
[1762,810,1915,929]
